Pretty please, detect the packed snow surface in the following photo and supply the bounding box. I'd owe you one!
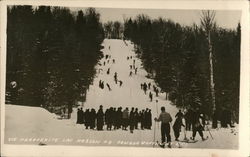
[5,39,238,149]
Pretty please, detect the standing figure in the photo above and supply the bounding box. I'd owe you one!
[85,109,90,129]
[97,105,104,130]
[191,108,206,141]
[90,109,96,129]
[143,83,147,94]
[112,59,115,63]
[76,108,81,124]
[129,107,135,133]
[122,108,129,130]
[173,114,185,141]
[135,68,138,75]
[154,107,173,148]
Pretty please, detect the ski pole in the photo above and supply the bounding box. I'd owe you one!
[206,124,213,139]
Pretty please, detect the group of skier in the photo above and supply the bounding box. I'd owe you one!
[140,82,160,102]
[76,105,153,133]
[154,107,208,148]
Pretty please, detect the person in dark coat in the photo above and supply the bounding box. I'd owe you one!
[148,109,152,129]
[134,108,139,129]
[76,108,81,124]
[148,82,151,89]
[97,105,104,130]
[117,107,123,129]
[85,109,90,129]
[79,108,84,124]
[129,107,135,133]
[122,107,129,130]
[106,83,111,91]
[173,115,185,141]
[140,109,145,130]
[106,108,112,130]
[90,108,96,129]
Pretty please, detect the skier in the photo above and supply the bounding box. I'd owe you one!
[107,68,110,75]
[154,106,173,148]
[148,82,151,89]
[106,83,111,91]
[173,114,185,141]
[112,59,115,63]
[143,83,147,94]
[140,83,143,89]
[103,61,106,66]
[122,108,129,130]
[155,88,159,97]
[191,108,206,141]
[109,46,110,50]
[175,110,184,119]
[129,71,133,76]
[149,92,153,102]
[114,72,118,84]
[129,107,135,133]
[105,54,109,59]
[119,80,123,87]
[97,105,104,130]
[135,68,138,74]
[127,56,129,60]
[130,65,132,69]
[133,59,135,65]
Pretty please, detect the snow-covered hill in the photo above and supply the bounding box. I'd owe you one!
[4,39,238,149]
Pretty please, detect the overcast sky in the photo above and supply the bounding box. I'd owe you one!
[72,7,241,29]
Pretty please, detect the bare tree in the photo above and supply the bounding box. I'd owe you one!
[200,10,216,116]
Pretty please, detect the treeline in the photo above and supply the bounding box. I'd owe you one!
[124,14,240,121]
[103,21,123,39]
[6,6,104,114]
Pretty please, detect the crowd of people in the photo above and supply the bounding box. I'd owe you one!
[76,105,153,133]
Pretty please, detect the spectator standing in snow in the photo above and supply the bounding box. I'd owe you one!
[122,108,129,130]
[97,105,104,130]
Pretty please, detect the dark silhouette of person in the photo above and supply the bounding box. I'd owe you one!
[97,105,104,130]
[173,115,185,141]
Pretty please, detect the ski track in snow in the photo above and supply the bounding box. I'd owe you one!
[5,39,238,149]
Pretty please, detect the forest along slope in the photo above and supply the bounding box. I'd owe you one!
[5,39,238,149]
